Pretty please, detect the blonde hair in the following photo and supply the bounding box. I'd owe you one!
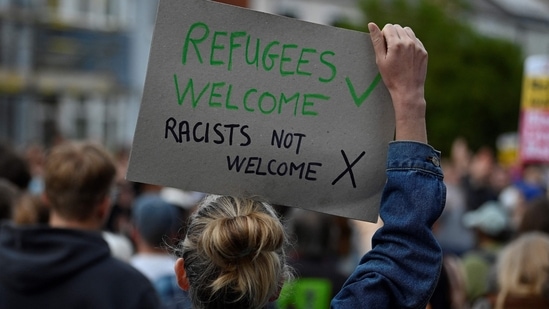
[495,232,549,308]
[178,195,293,309]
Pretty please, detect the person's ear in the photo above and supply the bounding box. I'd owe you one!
[269,278,283,302]
[269,287,281,302]
[40,193,50,207]
[174,258,190,291]
[96,195,111,220]
[131,224,140,242]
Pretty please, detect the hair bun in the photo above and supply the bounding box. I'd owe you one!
[200,211,284,267]
[180,196,293,309]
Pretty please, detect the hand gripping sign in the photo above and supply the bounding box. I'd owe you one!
[127,0,394,222]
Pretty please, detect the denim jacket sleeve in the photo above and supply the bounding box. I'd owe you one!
[331,141,446,309]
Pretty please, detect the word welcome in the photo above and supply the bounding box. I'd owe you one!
[164,118,323,181]
[227,155,322,181]
[174,21,383,117]
[164,117,368,186]
[174,76,328,116]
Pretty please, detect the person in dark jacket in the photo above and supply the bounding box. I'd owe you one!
[0,141,160,309]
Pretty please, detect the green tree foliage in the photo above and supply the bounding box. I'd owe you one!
[336,0,524,155]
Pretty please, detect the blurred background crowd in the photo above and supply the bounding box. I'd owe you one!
[1,0,549,309]
[2,134,549,308]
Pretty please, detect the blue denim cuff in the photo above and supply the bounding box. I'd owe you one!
[387,141,443,177]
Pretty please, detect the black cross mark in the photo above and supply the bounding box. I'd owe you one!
[331,150,366,188]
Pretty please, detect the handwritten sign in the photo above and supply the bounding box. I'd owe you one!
[127,0,394,222]
[519,55,549,163]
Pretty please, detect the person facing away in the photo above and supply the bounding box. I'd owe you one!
[0,142,31,192]
[0,141,160,309]
[517,197,549,236]
[171,22,446,309]
[472,232,549,309]
[131,193,192,309]
[276,208,349,309]
[0,179,18,221]
[493,232,549,309]
[461,201,511,303]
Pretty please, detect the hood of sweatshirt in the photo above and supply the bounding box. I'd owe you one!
[0,222,111,293]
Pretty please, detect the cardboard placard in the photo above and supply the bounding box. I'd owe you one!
[127,0,394,222]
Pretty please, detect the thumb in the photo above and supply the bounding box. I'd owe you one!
[368,23,386,59]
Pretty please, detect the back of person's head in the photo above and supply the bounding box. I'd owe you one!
[517,197,549,235]
[0,179,18,220]
[463,201,510,241]
[44,141,116,221]
[132,194,179,248]
[0,142,31,190]
[177,195,292,309]
[12,193,49,225]
[288,209,333,259]
[495,232,549,308]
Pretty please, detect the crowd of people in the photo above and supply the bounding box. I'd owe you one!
[432,137,549,309]
[0,22,547,309]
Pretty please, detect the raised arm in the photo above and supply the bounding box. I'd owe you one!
[369,22,428,143]
[331,23,445,309]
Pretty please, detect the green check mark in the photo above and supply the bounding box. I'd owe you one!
[345,73,382,107]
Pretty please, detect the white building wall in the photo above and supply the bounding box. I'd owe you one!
[124,0,159,144]
[113,95,131,148]
[86,94,105,142]
[250,0,362,25]
[58,94,76,139]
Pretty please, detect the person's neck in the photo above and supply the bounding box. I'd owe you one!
[136,241,168,255]
[49,212,102,231]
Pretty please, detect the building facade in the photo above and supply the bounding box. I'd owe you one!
[0,0,150,150]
